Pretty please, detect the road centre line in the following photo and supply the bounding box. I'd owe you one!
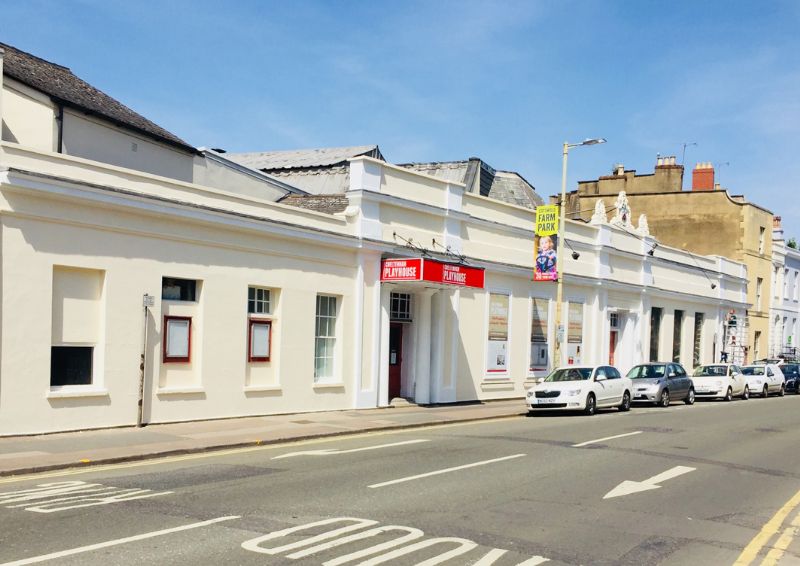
[733,487,800,566]
[0,515,240,566]
[0,416,521,485]
[572,431,643,447]
[368,454,526,488]
[272,439,430,459]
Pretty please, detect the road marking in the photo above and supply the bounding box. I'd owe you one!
[0,480,172,513]
[368,454,526,488]
[603,465,696,499]
[0,417,521,485]
[761,523,798,565]
[733,487,800,566]
[572,430,643,447]
[0,515,239,565]
[272,439,429,459]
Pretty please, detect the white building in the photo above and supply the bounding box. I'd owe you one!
[770,217,800,359]
[0,43,750,435]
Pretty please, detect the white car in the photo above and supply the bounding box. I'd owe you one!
[526,365,632,416]
[741,364,786,398]
[692,364,749,401]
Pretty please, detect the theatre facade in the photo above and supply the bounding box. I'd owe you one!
[0,142,750,435]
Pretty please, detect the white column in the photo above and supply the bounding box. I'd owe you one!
[378,285,391,407]
[429,290,446,403]
[414,289,435,404]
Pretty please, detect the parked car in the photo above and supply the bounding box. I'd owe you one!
[782,363,800,394]
[627,362,695,406]
[526,365,632,416]
[692,364,749,401]
[741,364,786,397]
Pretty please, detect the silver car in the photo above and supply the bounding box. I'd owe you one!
[627,362,695,407]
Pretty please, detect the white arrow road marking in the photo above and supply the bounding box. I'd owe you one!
[368,454,526,488]
[0,516,240,566]
[572,430,643,447]
[272,439,429,459]
[603,466,696,499]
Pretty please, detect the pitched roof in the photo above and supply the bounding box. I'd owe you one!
[279,194,350,214]
[0,42,194,153]
[228,145,383,171]
[398,158,543,209]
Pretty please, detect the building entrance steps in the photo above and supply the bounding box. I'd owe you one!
[0,399,524,477]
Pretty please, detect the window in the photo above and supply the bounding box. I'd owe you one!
[314,295,338,381]
[248,286,271,314]
[162,277,197,301]
[163,316,191,362]
[567,302,584,365]
[50,346,93,386]
[759,226,765,254]
[390,293,412,321]
[672,310,684,363]
[51,266,104,388]
[794,271,799,301]
[649,307,662,361]
[756,278,763,311]
[754,330,762,361]
[487,293,510,373]
[693,313,704,367]
[530,298,549,372]
[248,319,271,362]
[785,269,790,300]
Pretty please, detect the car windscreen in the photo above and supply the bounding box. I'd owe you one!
[544,368,593,382]
[741,367,764,376]
[627,365,666,379]
[782,364,799,378]
[693,365,726,377]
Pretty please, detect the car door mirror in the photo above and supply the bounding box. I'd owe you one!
[535,377,545,384]
[595,375,606,382]
[668,372,676,378]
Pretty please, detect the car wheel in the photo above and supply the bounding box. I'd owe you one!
[658,389,670,407]
[779,384,785,397]
[584,393,596,416]
[684,388,695,405]
[619,391,631,412]
[742,385,750,400]
[762,385,769,398]
[723,387,733,402]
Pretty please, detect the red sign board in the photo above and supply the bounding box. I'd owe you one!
[380,258,484,289]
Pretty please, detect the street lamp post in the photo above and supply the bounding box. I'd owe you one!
[552,138,606,367]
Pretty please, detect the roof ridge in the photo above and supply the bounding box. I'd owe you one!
[0,42,70,71]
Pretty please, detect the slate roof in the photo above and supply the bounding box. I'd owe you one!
[228,145,384,171]
[279,194,350,214]
[398,158,544,209]
[0,42,194,153]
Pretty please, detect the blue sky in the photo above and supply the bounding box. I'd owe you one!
[3,0,799,235]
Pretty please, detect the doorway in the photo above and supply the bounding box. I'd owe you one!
[609,312,619,366]
[389,323,403,399]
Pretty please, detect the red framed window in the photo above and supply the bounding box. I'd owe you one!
[248,319,272,362]
[163,316,191,363]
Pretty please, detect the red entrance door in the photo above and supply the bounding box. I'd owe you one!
[389,323,403,399]
[609,330,618,366]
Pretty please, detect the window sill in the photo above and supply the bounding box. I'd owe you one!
[244,385,282,393]
[156,386,205,396]
[47,387,109,399]
[313,382,345,390]
[480,380,515,391]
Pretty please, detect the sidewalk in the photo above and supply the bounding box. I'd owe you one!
[0,400,525,477]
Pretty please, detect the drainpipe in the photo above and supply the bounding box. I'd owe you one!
[56,103,64,153]
[137,294,154,427]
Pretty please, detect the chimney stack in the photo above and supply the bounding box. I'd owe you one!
[613,163,624,176]
[692,162,715,191]
[774,216,782,229]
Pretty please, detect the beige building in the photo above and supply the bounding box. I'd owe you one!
[0,43,749,435]
[559,158,773,364]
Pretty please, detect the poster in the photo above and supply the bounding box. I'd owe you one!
[567,302,583,365]
[530,298,549,371]
[487,293,509,372]
[533,234,558,282]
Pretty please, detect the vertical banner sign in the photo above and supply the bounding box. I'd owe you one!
[487,293,509,373]
[534,205,559,282]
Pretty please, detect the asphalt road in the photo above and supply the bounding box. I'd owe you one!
[1,395,799,565]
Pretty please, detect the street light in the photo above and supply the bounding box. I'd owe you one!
[553,138,606,367]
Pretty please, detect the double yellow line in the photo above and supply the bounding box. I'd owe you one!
[734,488,800,565]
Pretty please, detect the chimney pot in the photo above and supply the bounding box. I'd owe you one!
[774,216,782,229]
